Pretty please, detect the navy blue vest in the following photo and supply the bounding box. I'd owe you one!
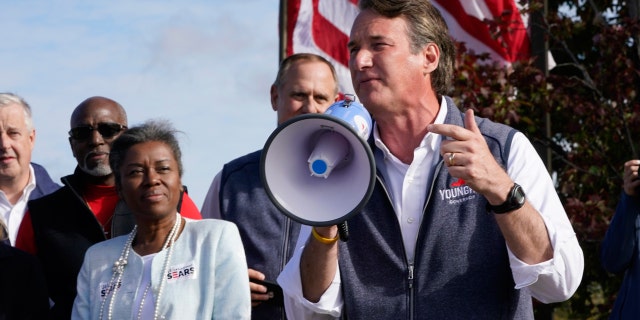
[338,98,533,319]
[220,150,301,320]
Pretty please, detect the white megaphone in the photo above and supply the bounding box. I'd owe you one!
[260,94,375,228]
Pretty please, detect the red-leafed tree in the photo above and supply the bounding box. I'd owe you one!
[448,0,640,318]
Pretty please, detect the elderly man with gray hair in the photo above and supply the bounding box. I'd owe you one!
[0,93,59,246]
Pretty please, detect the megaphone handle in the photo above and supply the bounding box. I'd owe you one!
[338,221,349,242]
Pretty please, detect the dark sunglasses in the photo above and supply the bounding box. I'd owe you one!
[68,123,127,140]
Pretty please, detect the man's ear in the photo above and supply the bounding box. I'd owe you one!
[68,137,76,157]
[28,129,36,150]
[270,85,279,111]
[423,43,440,75]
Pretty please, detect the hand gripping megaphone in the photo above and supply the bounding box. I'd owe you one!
[260,94,376,233]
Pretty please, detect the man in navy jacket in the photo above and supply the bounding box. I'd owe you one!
[601,159,640,318]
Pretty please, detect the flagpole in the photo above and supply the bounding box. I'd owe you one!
[279,0,288,63]
[530,0,552,173]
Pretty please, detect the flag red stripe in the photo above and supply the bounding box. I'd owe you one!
[433,0,510,60]
[433,0,529,62]
[481,0,530,61]
[311,0,350,67]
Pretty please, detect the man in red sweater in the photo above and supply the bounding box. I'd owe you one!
[16,96,201,319]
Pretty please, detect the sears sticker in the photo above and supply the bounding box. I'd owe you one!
[166,262,197,282]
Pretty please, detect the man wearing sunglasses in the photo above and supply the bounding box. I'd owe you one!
[15,96,202,319]
[0,93,60,247]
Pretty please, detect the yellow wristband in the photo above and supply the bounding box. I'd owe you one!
[311,227,339,245]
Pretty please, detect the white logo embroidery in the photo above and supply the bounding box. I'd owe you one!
[438,179,478,205]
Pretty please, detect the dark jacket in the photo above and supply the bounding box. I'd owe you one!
[337,98,532,319]
[0,244,49,320]
[219,150,300,320]
[30,162,62,201]
[28,168,136,320]
[601,192,640,319]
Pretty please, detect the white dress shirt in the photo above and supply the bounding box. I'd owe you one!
[0,165,36,245]
[201,171,223,219]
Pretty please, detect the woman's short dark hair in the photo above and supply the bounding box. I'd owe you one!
[109,119,183,189]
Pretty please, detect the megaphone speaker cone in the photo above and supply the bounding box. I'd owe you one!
[260,114,375,226]
[308,131,350,178]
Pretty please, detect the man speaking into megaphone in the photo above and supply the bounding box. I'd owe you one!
[200,53,341,320]
[276,0,584,319]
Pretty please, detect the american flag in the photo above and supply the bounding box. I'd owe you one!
[282,0,531,95]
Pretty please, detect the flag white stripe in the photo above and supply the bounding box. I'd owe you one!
[432,2,506,64]
[460,0,492,21]
[292,0,355,95]
[318,0,358,36]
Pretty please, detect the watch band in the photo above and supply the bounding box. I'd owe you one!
[486,183,526,214]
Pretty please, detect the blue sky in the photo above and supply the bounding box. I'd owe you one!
[0,0,281,206]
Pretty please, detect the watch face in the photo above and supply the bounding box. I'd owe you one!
[514,184,526,205]
[487,183,525,214]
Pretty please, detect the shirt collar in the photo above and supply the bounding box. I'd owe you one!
[373,96,448,160]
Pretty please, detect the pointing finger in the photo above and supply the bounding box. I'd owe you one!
[464,109,480,134]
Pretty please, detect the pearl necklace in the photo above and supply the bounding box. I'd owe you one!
[99,213,182,320]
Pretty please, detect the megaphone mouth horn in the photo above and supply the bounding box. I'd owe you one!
[260,109,376,227]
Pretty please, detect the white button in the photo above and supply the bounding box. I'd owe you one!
[407,217,414,223]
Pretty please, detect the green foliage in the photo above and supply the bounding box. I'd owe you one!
[447,0,640,318]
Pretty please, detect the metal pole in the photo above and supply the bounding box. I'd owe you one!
[530,0,552,173]
[278,0,288,63]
